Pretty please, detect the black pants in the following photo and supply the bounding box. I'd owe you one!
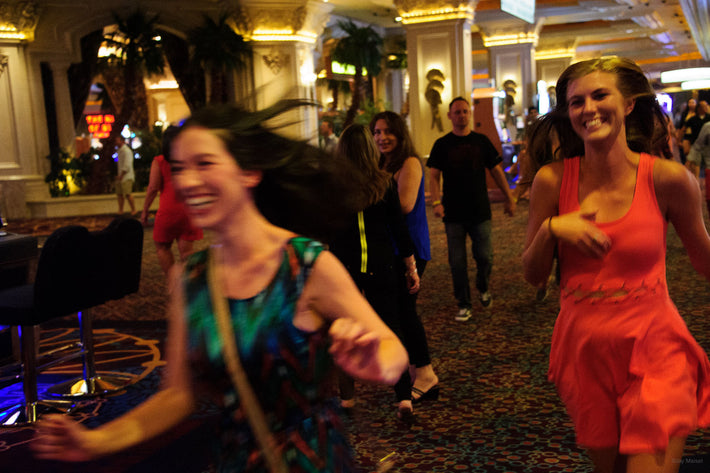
[395,257,432,367]
[340,268,411,402]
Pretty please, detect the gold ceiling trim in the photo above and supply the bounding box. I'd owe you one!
[0,1,39,42]
[394,0,477,25]
[482,32,537,47]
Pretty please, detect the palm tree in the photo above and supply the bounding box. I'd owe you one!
[331,20,383,128]
[316,77,351,111]
[98,8,165,133]
[188,14,251,104]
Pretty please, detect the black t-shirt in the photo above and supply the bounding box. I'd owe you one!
[427,131,502,223]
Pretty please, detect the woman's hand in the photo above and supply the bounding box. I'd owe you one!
[329,318,386,382]
[406,270,420,294]
[551,210,611,258]
[32,414,103,462]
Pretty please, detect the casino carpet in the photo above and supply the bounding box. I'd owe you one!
[0,202,709,472]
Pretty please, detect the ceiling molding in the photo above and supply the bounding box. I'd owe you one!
[680,0,710,60]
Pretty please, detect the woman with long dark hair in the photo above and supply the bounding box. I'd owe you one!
[370,111,439,404]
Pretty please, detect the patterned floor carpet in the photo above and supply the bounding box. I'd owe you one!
[0,203,709,472]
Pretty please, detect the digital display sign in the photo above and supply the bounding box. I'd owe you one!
[501,0,535,24]
[85,114,115,139]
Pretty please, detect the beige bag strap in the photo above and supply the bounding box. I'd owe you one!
[207,250,288,473]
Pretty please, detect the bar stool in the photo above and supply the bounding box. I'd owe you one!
[47,216,143,397]
[0,225,92,426]
[0,217,143,426]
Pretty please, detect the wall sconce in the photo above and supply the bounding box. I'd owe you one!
[425,69,445,131]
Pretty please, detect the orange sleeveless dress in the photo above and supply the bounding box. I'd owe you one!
[548,153,710,453]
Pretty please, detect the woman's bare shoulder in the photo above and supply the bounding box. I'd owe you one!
[534,159,565,186]
[652,156,700,204]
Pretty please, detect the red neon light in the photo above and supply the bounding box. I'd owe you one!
[85,114,115,139]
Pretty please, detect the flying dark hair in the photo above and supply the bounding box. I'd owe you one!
[368,111,420,174]
[527,57,671,173]
[175,100,369,241]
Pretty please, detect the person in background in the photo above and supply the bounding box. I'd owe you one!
[32,101,408,472]
[523,57,710,473]
[675,98,696,163]
[686,120,710,217]
[524,106,539,133]
[319,118,338,155]
[370,111,440,404]
[329,123,420,421]
[114,135,136,215]
[512,106,544,203]
[140,125,204,275]
[427,96,516,322]
[682,99,709,156]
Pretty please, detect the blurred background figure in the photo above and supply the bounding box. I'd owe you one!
[114,135,136,215]
[141,125,204,275]
[319,118,338,155]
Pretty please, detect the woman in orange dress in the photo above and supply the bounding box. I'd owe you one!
[523,57,710,472]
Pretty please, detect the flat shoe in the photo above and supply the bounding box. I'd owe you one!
[411,384,440,404]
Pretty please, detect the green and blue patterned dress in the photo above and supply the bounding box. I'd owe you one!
[183,237,355,472]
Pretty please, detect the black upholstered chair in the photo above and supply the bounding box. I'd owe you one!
[47,216,143,398]
[0,217,143,426]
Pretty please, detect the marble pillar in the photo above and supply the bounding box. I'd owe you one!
[394,0,477,157]
[233,0,333,142]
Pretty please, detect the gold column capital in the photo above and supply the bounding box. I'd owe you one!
[230,0,332,43]
[393,0,477,25]
[0,1,39,42]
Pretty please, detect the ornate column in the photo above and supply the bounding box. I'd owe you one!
[47,60,77,151]
[230,0,333,141]
[393,0,476,157]
[479,20,541,119]
[0,1,39,42]
[0,1,43,218]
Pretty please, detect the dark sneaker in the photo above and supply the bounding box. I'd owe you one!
[480,291,492,308]
[455,308,472,322]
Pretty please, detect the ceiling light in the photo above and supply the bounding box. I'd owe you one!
[660,67,710,84]
[681,79,710,90]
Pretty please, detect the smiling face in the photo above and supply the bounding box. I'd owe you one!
[566,70,634,147]
[372,118,399,157]
[170,126,261,232]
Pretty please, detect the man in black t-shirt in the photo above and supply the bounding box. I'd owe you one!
[427,96,515,322]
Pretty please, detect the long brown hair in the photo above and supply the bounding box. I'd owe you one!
[528,57,671,174]
[336,124,391,206]
[369,111,420,174]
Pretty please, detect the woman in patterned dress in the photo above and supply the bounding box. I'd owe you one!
[32,101,408,472]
